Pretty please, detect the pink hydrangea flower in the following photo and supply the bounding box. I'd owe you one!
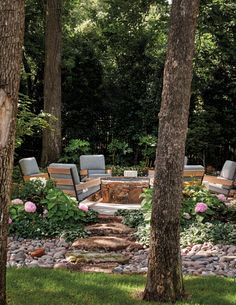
[216,194,226,202]
[11,198,23,205]
[78,203,88,212]
[195,202,208,213]
[24,201,37,213]
[8,218,12,224]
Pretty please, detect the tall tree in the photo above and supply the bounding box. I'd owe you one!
[0,1,25,304]
[41,0,62,165]
[143,0,199,302]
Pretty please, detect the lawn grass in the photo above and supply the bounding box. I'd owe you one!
[7,268,236,305]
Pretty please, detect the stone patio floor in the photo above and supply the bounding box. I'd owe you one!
[83,198,140,215]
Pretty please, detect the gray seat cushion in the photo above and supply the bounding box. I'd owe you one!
[207,183,230,196]
[220,160,236,180]
[19,157,40,175]
[48,163,80,184]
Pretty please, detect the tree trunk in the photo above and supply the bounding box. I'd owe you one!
[0,1,25,304]
[41,0,62,165]
[143,0,199,302]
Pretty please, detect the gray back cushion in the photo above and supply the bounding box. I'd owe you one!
[80,155,105,170]
[220,160,236,180]
[48,163,80,184]
[19,157,40,175]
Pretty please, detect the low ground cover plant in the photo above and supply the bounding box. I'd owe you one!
[9,178,98,241]
[117,184,236,247]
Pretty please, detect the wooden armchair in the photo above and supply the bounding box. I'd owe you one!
[19,157,49,181]
[79,155,112,180]
[47,163,101,202]
[202,160,236,196]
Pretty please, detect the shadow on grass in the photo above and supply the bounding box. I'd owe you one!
[7,269,236,305]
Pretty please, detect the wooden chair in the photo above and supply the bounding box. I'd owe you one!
[19,157,49,181]
[47,163,101,202]
[183,165,205,182]
[79,155,112,180]
[202,160,236,196]
[148,165,205,186]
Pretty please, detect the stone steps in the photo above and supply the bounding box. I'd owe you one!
[65,217,142,272]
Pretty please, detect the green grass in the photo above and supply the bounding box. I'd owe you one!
[7,268,236,305]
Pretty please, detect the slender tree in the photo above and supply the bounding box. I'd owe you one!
[0,1,25,304]
[41,0,62,165]
[143,0,199,302]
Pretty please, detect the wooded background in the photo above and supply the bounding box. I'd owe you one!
[18,0,236,168]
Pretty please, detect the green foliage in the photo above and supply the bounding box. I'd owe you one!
[180,221,236,247]
[114,209,144,228]
[9,179,98,241]
[19,0,236,166]
[107,139,133,165]
[138,135,156,167]
[41,188,86,223]
[16,94,51,149]
[123,184,236,246]
[181,184,227,223]
[59,138,90,164]
[62,138,90,162]
[110,165,148,177]
[12,178,54,205]
[134,188,153,245]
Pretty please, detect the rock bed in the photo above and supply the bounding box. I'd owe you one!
[7,237,236,277]
[115,243,236,277]
[7,237,70,269]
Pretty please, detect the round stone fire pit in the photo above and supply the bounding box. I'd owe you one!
[101,177,150,204]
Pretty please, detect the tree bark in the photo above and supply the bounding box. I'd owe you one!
[0,1,25,304]
[41,0,62,165]
[143,0,199,302]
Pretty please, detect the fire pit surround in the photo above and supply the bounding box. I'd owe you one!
[101,177,150,204]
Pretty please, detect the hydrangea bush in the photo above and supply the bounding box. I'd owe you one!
[9,178,98,240]
[120,184,236,246]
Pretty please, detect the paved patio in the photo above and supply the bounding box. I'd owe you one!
[83,198,140,215]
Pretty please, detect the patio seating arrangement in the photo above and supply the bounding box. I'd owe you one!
[79,154,112,180]
[202,160,236,196]
[47,163,101,201]
[19,157,49,181]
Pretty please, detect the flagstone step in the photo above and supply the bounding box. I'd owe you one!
[72,236,143,251]
[65,251,130,264]
[85,222,134,237]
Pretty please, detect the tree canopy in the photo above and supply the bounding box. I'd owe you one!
[18,0,236,168]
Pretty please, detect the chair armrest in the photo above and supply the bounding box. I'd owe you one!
[106,168,112,175]
[23,173,49,181]
[203,175,233,186]
[75,178,101,191]
[80,169,88,177]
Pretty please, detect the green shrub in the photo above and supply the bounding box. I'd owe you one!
[9,179,98,241]
[110,165,148,177]
[181,184,227,223]
[59,138,90,164]
[124,184,236,246]
[180,221,236,247]
[114,209,144,228]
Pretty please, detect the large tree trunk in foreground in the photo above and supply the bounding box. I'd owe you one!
[41,0,62,165]
[0,1,25,304]
[143,0,199,302]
